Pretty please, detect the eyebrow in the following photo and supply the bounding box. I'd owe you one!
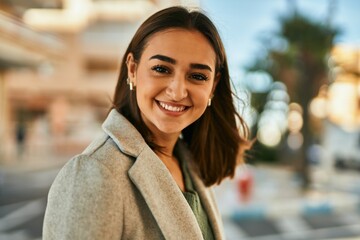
[150,54,176,64]
[190,63,212,72]
[149,54,212,72]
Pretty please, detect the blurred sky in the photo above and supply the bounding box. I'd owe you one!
[200,0,360,82]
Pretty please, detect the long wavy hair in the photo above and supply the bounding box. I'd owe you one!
[112,6,250,186]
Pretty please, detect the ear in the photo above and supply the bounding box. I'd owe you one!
[126,53,137,86]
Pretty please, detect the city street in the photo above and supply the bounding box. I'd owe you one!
[0,162,60,240]
[1,159,360,239]
[1,1,360,239]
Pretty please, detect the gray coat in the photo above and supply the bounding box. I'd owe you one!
[43,109,225,240]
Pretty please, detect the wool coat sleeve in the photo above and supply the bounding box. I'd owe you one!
[42,155,124,240]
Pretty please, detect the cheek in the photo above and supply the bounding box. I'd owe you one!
[191,88,212,107]
[136,85,153,108]
[135,77,161,109]
[135,71,149,94]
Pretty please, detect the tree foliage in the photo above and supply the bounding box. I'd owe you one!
[246,5,341,187]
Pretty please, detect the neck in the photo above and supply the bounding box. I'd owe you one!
[152,132,180,162]
[154,136,177,158]
[156,151,175,163]
[140,114,180,160]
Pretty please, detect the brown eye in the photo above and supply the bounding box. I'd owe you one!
[190,73,208,81]
[151,65,170,74]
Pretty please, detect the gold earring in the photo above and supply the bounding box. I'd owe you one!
[208,98,212,107]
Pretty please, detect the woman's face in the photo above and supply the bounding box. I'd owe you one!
[127,28,218,139]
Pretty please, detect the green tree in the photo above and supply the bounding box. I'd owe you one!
[247,0,340,188]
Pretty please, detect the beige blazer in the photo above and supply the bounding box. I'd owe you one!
[43,109,225,240]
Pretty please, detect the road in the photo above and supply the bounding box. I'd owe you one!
[0,165,59,240]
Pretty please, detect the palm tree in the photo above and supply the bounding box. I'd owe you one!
[247,0,340,188]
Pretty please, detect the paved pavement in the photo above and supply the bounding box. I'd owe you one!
[214,165,360,239]
[0,154,66,240]
[1,156,360,239]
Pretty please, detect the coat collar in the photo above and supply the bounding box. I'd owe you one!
[102,109,223,239]
[102,109,145,157]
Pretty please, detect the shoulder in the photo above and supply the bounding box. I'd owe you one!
[44,136,133,238]
[44,155,126,239]
[53,133,133,189]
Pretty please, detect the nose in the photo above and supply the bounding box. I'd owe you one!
[165,75,188,101]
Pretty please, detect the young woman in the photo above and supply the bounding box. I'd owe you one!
[43,6,249,240]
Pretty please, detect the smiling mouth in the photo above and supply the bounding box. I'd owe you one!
[157,101,189,112]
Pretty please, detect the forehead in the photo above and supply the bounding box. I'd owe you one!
[141,28,217,66]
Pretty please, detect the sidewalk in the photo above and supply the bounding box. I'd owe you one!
[215,165,360,220]
[214,164,360,239]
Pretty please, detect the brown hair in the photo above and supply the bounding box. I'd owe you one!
[112,6,250,186]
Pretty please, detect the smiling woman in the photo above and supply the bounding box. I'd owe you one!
[43,6,250,240]
[128,28,217,143]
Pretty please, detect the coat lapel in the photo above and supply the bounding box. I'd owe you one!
[128,147,203,240]
[102,110,203,240]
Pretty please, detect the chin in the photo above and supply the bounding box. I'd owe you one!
[156,125,185,135]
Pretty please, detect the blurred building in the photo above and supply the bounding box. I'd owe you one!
[0,0,199,163]
[0,9,65,161]
[311,45,360,169]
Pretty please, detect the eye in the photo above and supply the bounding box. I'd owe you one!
[189,73,208,81]
[151,65,170,74]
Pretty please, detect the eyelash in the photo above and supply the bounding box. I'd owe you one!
[151,65,209,81]
[190,73,208,81]
[151,65,170,74]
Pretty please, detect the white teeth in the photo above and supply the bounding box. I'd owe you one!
[159,102,186,112]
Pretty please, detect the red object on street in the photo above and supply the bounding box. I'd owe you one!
[237,169,253,203]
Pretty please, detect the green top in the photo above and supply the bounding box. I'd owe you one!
[181,160,215,240]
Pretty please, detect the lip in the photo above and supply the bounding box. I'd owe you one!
[156,100,190,116]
